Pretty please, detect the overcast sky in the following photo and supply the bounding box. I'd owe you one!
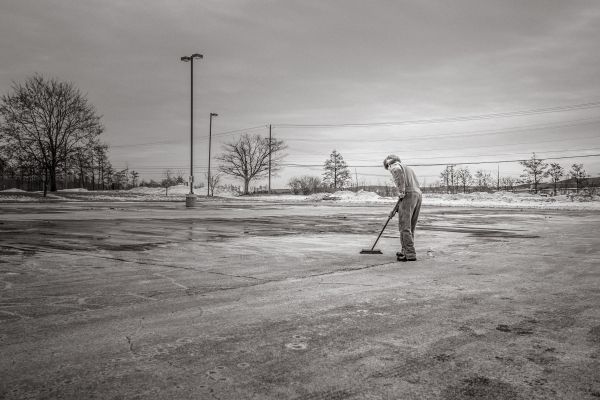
[1,0,599,188]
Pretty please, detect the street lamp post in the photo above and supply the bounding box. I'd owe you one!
[207,112,218,196]
[180,53,203,207]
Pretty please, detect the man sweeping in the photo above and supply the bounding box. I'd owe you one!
[383,154,422,262]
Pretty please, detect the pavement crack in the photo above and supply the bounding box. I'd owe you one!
[205,270,267,281]
[153,273,188,290]
[125,335,134,353]
[126,292,158,301]
[306,261,396,278]
[0,309,30,320]
[318,282,376,287]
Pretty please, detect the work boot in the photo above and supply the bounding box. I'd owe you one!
[397,254,417,262]
[396,251,404,258]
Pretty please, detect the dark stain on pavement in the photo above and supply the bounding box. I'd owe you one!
[443,375,518,400]
[588,325,600,344]
[419,224,539,239]
[292,389,354,400]
[495,319,537,335]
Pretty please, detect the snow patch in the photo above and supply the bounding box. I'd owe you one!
[1,188,26,192]
[325,190,383,202]
[60,188,89,192]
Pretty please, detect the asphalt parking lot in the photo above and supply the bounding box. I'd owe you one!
[1,200,599,399]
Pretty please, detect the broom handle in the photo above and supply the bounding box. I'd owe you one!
[369,198,402,251]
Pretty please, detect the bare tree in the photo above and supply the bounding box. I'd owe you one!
[500,176,517,192]
[174,169,186,185]
[162,169,176,195]
[0,75,104,192]
[323,150,351,190]
[93,143,111,190]
[570,163,588,193]
[455,166,472,193]
[440,167,449,193]
[548,162,564,196]
[205,171,222,196]
[474,170,493,191]
[217,133,286,195]
[520,153,548,194]
[130,170,139,188]
[288,175,321,195]
[112,168,129,190]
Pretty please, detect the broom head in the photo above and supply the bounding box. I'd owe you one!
[360,249,383,254]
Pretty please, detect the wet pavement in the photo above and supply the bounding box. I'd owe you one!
[1,200,599,399]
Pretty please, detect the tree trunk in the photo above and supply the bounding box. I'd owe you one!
[334,167,337,190]
[244,179,250,195]
[49,164,57,192]
[43,168,48,197]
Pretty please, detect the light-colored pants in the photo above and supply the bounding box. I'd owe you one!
[398,192,422,258]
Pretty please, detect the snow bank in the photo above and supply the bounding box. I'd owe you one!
[237,190,600,210]
[2,186,599,210]
[325,190,383,202]
[213,187,240,198]
[129,184,189,195]
[1,188,26,192]
[423,191,600,210]
[0,195,33,201]
[60,188,88,192]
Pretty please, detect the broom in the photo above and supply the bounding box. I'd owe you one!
[360,197,402,254]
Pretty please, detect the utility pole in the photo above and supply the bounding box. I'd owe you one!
[497,164,500,191]
[450,164,455,194]
[207,112,218,196]
[445,165,450,193]
[268,124,272,194]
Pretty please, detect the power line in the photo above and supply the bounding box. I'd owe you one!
[107,102,600,149]
[280,152,600,168]
[285,147,600,164]
[284,117,600,143]
[211,124,268,138]
[109,124,268,149]
[334,134,600,156]
[120,151,600,172]
[273,101,600,129]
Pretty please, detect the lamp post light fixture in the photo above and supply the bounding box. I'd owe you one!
[207,112,218,196]
[180,53,203,207]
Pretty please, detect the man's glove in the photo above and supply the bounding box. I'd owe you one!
[390,196,404,219]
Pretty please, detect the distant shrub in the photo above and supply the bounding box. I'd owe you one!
[288,175,322,195]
